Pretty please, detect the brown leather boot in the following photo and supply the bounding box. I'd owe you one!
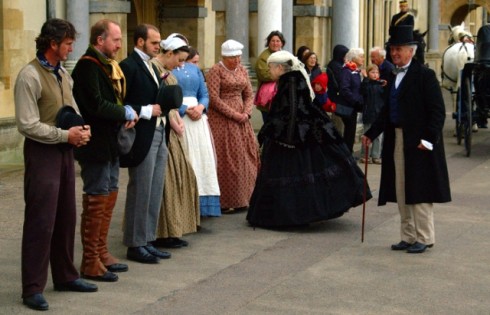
[99,190,128,273]
[80,194,118,282]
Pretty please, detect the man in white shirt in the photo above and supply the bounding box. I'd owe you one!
[119,24,171,263]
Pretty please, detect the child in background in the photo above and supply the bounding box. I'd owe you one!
[311,72,336,113]
[360,64,385,164]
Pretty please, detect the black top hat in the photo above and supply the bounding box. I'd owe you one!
[156,84,183,116]
[56,105,84,130]
[387,25,418,46]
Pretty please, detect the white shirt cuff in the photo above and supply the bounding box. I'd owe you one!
[140,105,153,120]
[421,139,433,151]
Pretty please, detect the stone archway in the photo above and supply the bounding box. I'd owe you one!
[444,0,489,28]
[439,0,488,50]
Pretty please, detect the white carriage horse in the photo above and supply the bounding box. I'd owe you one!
[441,22,475,94]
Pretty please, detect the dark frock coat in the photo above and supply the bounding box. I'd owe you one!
[119,51,162,168]
[365,60,451,205]
[72,47,127,163]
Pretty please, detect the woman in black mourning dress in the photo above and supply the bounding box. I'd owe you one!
[247,51,371,228]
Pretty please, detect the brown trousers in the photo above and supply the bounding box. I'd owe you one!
[21,139,79,297]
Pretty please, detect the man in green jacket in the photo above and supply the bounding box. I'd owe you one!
[72,19,137,283]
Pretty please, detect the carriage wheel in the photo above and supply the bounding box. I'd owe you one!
[462,75,472,157]
[455,90,463,145]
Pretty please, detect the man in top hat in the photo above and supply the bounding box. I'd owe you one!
[119,24,172,263]
[389,1,414,36]
[362,25,451,254]
[14,18,96,311]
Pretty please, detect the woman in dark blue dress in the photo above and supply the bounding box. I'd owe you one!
[247,51,371,228]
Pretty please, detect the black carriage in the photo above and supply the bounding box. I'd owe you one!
[455,24,490,157]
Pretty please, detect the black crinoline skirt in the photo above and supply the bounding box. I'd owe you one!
[246,138,371,228]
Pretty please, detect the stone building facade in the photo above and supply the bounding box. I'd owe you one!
[0,0,488,164]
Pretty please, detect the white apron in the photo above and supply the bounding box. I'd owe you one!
[182,96,220,196]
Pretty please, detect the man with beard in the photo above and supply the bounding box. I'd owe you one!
[119,24,171,263]
[15,18,96,311]
[72,19,137,282]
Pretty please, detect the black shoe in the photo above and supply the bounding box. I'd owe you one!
[54,278,98,292]
[81,271,118,282]
[391,241,413,251]
[221,208,234,214]
[144,244,171,259]
[105,263,128,273]
[406,242,433,254]
[153,237,188,248]
[23,293,49,311]
[127,246,160,264]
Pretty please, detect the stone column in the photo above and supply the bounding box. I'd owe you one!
[47,0,56,19]
[428,0,439,53]
[331,0,359,49]
[226,0,249,66]
[65,0,90,72]
[281,0,293,53]
[257,0,282,56]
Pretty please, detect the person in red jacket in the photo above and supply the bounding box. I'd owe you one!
[311,71,336,113]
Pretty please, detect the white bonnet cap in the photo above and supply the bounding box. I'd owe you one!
[160,37,187,51]
[166,33,189,44]
[221,39,244,56]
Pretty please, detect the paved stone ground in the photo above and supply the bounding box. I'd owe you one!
[1,90,490,314]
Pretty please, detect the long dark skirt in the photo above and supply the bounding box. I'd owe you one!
[247,139,371,228]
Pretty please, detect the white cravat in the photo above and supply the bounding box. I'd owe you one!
[394,61,411,88]
[395,68,407,88]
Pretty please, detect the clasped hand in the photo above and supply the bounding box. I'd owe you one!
[68,125,91,147]
[186,105,204,121]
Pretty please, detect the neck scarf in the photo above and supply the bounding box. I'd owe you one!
[36,51,63,82]
[344,61,360,72]
[90,45,126,104]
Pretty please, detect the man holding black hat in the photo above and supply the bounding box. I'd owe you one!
[362,25,451,254]
[72,19,136,283]
[14,18,96,311]
[119,24,172,263]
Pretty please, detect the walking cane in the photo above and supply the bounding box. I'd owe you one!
[361,142,369,243]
